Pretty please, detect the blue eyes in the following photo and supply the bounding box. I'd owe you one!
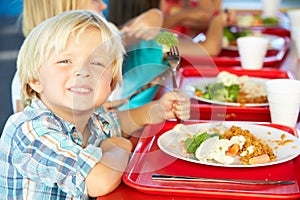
[91,62,103,66]
[57,60,104,67]
[57,59,71,64]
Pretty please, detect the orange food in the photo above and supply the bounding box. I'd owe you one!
[221,126,276,165]
[195,90,202,97]
[251,18,264,26]
[226,143,240,157]
[249,154,270,165]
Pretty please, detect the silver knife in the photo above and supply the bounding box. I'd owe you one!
[152,174,295,185]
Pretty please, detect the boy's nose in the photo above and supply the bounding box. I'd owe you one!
[75,66,91,78]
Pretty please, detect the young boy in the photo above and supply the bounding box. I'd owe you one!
[0,10,190,199]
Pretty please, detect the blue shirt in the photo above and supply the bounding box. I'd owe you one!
[0,99,121,199]
[118,39,168,110]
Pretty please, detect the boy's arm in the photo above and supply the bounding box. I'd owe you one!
[117,91,190,137]
[85,137,132,197]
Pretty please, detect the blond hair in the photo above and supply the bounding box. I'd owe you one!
[23,0,89,36]
[17,10,124,109]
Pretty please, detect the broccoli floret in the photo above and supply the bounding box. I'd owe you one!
[207,82,227,102]
[201,82,240,102]
[225,84,240,102]
[155,31,179,48]
[223,27,237,42]
[237,29,253,37]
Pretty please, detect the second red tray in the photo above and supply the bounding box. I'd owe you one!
[178,66,294,122]
[180,36,290,68]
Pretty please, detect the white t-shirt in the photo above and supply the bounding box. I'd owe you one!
[11,71,21,113]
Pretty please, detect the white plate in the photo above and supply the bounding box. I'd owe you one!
[157,122,300,167]
[189,77,269,107]
[236,14,282,29]
[223,34,285,51]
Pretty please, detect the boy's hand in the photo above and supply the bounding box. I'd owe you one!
[151,91,190,124]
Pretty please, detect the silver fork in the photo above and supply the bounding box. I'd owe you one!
[167,46,181,91]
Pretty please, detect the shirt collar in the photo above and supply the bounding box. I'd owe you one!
[29,98,112,137]
[29,99,76,133]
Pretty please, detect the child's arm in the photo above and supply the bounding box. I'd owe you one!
[198,10,237,56]
[177,10,236,57]
[85,137,132,197]
[163,6,212,31]
[117,91,190,137]
[121,8,163,45]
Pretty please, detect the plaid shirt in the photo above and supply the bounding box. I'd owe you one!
[0,99,121,199]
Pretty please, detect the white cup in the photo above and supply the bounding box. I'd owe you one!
[268,93,300,104]
[266,79,300,127]
[287,9,300,27]
[290,26,300,41]
[290,27,300,59]
[269,103,300,113]
[295,40,300,59]
[237,36,269,70]
[270,110,300,128]
[266,79,300,94]
[288,9,300,59]
[261,0,281,18]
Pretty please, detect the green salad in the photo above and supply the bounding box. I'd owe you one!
[261,17,279,25]
[223,27,253,44]
[184,132,221,154]
[195,82,240,102]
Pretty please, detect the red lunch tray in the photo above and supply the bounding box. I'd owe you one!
[181,41,289,68]
[123,121,300,199]
[177,66,294,122]
[180,35,290,68]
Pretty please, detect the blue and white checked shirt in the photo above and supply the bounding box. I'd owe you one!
[0,99,121,199]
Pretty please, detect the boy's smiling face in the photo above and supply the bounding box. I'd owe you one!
[30,27,113,117]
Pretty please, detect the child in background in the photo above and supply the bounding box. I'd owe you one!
[107,0,167,110]
[160,0,236,56]
[161,0,222,35]
[0,10,190,199]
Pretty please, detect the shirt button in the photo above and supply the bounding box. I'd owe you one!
[73,132,78,139]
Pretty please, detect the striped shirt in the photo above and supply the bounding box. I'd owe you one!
[0,99,121,199]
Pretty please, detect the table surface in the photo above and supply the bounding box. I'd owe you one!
[97,15,300,200]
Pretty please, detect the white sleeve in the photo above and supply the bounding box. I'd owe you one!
[11,71,21,113]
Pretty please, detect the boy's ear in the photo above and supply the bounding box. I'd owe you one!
[28,80,43,93]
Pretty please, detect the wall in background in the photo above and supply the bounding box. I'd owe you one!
[0,0,23,16]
